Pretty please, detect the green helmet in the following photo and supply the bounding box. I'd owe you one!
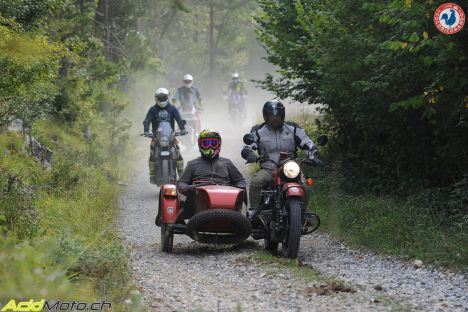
[198,129,222,159]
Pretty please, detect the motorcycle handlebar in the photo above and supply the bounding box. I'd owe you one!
[140,131,187,138]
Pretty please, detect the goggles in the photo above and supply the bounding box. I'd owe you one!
[199,138,220,149]
[183,80,193,84]
[156,95,168,102]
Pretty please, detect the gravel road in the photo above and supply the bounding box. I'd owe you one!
[118,117,468,311]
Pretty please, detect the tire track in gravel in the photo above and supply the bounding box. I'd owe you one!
[118,109,468,311]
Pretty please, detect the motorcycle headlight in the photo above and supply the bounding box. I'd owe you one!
[159,136,169,147]
[283,161,300,179]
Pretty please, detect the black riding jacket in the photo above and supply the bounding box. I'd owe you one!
[177,156,246,194]
[143,102,185,133]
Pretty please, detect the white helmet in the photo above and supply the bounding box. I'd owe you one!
[232,72,239,79]
[155,87,170,108]
[183,74,193,88]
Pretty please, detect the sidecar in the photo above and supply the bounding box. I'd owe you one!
[157,183,251,253]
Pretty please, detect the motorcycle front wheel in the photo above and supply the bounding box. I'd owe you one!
[161,159,170,184]
[282,197,302,258]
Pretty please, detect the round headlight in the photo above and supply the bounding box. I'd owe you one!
[283,161,300,179]
[159,136,169,147]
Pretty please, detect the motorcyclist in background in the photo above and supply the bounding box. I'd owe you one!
[173,74,203,112]
[241,100,324,218]
[143,88,187,184]
[225,72,247,118]
[176,129,246,219]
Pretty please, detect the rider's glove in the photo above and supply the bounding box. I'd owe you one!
[246,154,258,163]
[308,149,325,166]
[180,184,194,195]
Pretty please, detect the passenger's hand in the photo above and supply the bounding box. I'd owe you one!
[181,185,195,195]
[246,154,258,163]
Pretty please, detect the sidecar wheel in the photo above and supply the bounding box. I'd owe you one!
[282,198,302,258]
[186,209,251,244]
[161,223,173,253]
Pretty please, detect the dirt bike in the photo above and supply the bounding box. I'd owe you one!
[224,92,245,126]
[141,120,186,185]
[243,133,328,258]
[178,108,201,151]
[157,180,251,253]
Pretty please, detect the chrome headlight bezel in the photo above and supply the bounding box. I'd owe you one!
[283,161,301,179]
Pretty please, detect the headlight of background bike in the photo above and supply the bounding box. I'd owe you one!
[283,161,300,179]
[159,136,169,147]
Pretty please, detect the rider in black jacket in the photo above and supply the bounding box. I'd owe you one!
[143,88,186,184]
[177,129,246,195]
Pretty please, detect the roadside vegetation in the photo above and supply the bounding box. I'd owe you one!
[0,1,142,309]
[256,1,468,270]
[1,0,259,309]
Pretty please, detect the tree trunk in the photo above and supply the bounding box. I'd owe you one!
[209,0,215,79]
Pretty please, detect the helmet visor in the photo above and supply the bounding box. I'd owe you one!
[199,138,221,149]
[183,79,193,84]
[156,94,168,102]
[265,108,282,117]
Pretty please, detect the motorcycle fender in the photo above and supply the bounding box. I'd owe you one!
[282,183,304,198]
[160,185,180,224]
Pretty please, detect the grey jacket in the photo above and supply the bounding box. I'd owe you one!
[241,122,316,171]
[177,156,246,194]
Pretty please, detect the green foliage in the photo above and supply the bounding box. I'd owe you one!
[256,0,468,194]
[0,176,40,240]
[0,238,93,301]
[0,21,64,128]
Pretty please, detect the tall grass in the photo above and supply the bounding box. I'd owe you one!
[307,169,468,270]
[0,125,145,311]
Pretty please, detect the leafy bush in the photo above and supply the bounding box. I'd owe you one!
[256,0,468,194]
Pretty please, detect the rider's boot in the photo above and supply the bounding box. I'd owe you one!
[149,160,157,184]
[176,160,184,177]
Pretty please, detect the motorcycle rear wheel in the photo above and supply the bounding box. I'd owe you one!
[161,223,173,253]
[282,198,302,258]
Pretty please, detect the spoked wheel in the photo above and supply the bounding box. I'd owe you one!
[282,198,302,258]
[161,223,173,253]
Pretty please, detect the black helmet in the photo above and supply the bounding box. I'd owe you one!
[263,100,285,128]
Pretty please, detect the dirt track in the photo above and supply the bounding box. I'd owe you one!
[119,109,468,311]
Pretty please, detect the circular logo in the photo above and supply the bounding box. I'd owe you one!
[434,3,465,34]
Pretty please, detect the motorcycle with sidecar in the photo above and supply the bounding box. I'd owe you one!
[157,181,251,253]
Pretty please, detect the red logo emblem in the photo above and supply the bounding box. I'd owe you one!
[434,3,465,34]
